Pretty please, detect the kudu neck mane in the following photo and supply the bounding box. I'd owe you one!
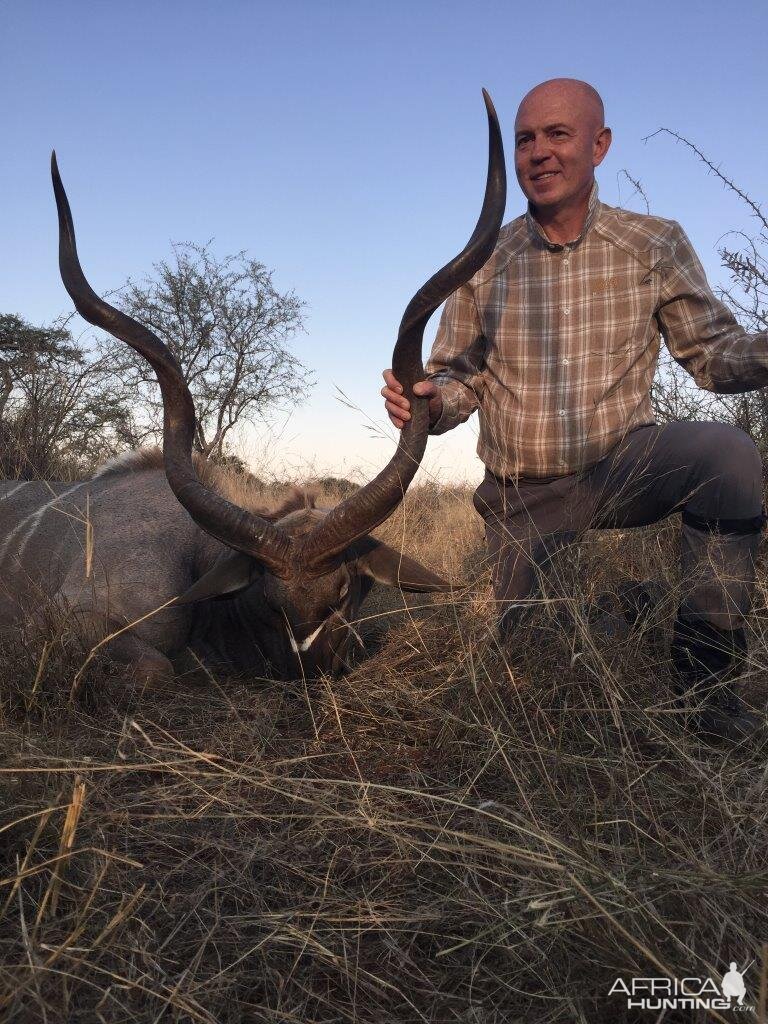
[93,448,318,522]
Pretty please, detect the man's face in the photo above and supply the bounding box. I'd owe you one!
[514,84,610,213]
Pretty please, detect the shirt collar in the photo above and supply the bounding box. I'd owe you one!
[525,181,600,251]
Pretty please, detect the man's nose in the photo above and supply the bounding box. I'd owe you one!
[530,133,552,162]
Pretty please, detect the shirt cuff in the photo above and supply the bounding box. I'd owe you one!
[428,378,468,435]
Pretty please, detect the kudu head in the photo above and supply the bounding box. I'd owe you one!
[51,90,506,678]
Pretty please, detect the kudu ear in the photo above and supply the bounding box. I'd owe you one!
[176,551,262,605]
[353,538,453,593]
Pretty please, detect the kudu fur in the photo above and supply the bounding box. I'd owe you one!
[0,92,506,681]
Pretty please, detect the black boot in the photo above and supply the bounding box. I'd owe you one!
[671,616,761,742]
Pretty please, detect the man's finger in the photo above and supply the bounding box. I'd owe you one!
[381,386,410,409]
[385,401,410,421]
[382,368,403,393]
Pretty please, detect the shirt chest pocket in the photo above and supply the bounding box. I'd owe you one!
[583,251,663,352]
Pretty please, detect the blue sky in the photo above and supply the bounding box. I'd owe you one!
[2,0,767,482]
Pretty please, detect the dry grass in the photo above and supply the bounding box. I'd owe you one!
[1,482,768,1023]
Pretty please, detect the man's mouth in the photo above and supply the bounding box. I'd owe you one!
[531,171,559,182]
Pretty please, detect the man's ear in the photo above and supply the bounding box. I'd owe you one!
[176,551,262,604]
[353,537,454,593]
[593,126,612,167]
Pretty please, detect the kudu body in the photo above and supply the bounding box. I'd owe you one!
[0,93,506,681]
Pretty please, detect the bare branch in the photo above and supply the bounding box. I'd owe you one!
[616,169,649,214]
[644,128,768,231]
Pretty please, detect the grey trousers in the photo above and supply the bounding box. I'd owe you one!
[473,423,765,634]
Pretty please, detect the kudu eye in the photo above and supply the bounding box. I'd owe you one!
[338,580,350,600]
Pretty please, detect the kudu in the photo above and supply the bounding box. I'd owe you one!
[0,92,505,682]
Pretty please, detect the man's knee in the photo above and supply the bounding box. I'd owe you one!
[685,423,763,519]
[698,423,761,484]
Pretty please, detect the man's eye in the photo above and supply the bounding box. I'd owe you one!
[516,137,531,148]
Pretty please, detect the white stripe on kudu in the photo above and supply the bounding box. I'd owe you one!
[0,483,86,566]
[288,621,325,654]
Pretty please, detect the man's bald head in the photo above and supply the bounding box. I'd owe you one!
[516,79,605,133]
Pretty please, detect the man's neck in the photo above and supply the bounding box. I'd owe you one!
[532,183,593,246]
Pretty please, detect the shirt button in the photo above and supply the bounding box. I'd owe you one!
[558,409,566,417]
[563,307,570,315]
[562,357,569,365]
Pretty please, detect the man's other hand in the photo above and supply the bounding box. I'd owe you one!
[382,369,443,430]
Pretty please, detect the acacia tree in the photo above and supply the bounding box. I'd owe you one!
[0,314,137,478]
[0,315,69,421]
[107,242,311,462]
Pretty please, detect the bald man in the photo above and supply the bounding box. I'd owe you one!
[383,79,768,743]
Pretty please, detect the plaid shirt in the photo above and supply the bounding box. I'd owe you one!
[426,183,768,479]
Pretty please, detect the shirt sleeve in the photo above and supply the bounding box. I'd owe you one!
[424,283,487,434]
[656,222,768,394]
